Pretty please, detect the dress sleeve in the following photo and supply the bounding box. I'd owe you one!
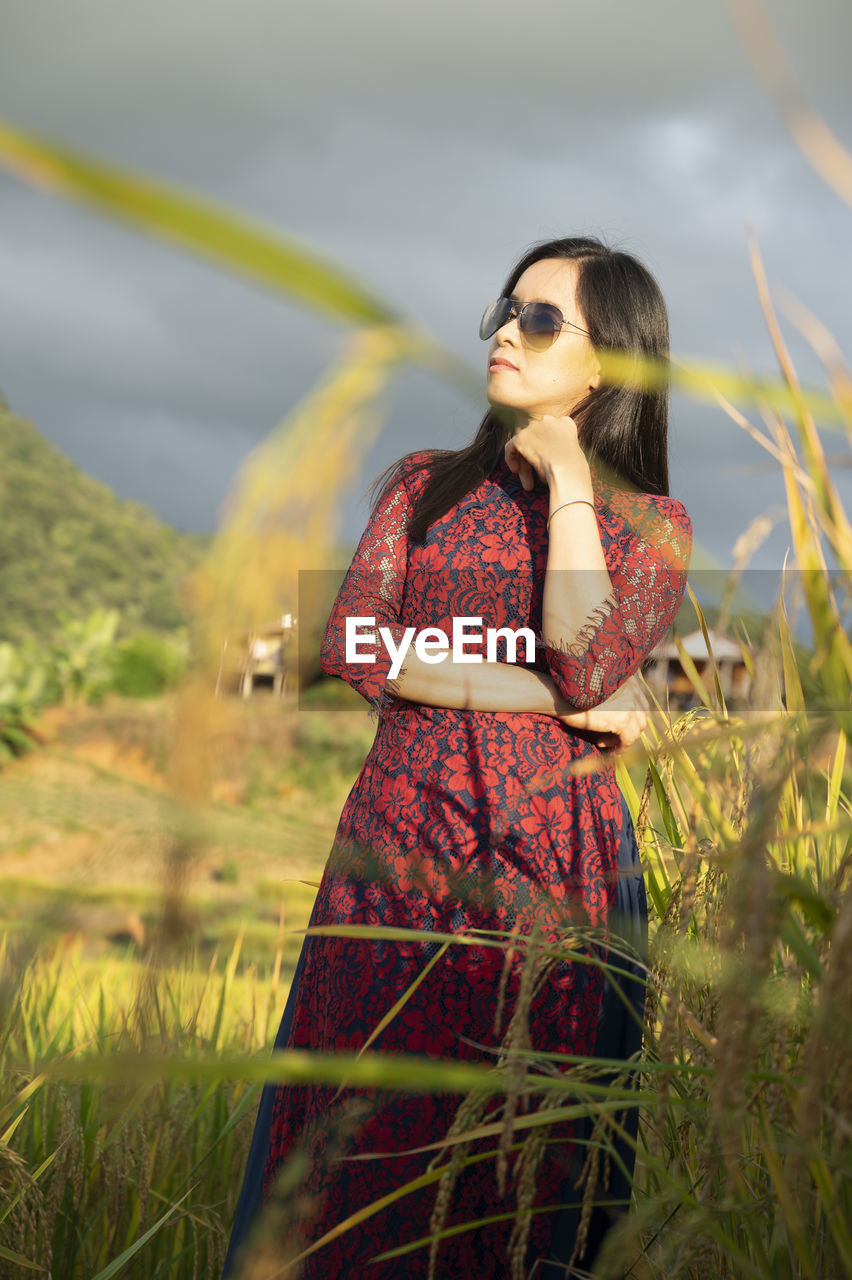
[319,456,428,713]
[539,493,693,711]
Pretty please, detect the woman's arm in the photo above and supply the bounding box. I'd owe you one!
[389,648,566,714]
[503,415,693,714]
[319,462,423,710]
[390,650,649,750]
[319,455,563,714]
[320,448,667,739]
[320,455,597,719]
[320,466,586,717]
[541,476,693,711]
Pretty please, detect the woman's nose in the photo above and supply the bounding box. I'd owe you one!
[496,313,520,342]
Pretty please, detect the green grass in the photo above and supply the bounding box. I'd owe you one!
[0,932,287,1277]
[1,683,849,1278]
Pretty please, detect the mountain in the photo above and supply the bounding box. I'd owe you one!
[0,398,209,644]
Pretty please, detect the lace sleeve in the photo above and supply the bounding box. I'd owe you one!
[319,456,428,714]
[539,493,693,711]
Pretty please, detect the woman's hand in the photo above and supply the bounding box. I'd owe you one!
[505,414,590,492]
[556,675,650,752]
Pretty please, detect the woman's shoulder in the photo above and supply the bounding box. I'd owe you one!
[643,494,693,568]
[396,448,446,500]
[594,476,693,560]
[592,465,690,524]
[370,448,438,509]
[643,490,693,536]
[403,448,442,478]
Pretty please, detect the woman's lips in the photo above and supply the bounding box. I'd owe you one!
[489,359,518,371]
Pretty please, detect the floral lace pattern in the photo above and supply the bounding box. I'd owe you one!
[260,449,693,1277]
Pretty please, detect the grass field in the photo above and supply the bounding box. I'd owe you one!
[2,666,850,1279]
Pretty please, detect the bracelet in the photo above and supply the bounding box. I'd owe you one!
[547,499,595,530]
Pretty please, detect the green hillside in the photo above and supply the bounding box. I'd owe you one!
[0,398,209,644]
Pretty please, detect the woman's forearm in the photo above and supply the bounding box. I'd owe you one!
[389,649,575,716]
[542,468,618,650]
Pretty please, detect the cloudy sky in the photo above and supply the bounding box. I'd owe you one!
[0,0,850,602]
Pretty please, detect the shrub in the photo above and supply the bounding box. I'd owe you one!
[109,630,189,698]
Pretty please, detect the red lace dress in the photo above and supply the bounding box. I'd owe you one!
[222,450,692,1279]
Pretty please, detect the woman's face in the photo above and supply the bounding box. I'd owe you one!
[485,257,601,430]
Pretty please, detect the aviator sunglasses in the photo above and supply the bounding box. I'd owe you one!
[479,296,591,352]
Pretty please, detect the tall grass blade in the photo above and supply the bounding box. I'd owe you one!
[88,1190,192,1280]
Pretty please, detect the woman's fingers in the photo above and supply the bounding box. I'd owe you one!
[620,711,647,747]
[557,705,648,751]
[505,435,539,491]
[599,710,647,750]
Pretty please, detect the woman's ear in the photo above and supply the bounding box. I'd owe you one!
[588,357,602,392]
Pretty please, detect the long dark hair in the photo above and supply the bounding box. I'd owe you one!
[370,235,671,544]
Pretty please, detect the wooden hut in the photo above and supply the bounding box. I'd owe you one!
[644,627,752,707]
[215,614,297,698]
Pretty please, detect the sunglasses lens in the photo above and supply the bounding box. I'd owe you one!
[480,298,566,348]
[479,298,512,340]
[519,303,562,349]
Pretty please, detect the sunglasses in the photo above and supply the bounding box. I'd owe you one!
[479,296,591,351]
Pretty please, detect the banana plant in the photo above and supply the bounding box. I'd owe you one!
[0,640,47,760]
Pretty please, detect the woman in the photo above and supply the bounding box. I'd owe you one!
[222,235,693,1279]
